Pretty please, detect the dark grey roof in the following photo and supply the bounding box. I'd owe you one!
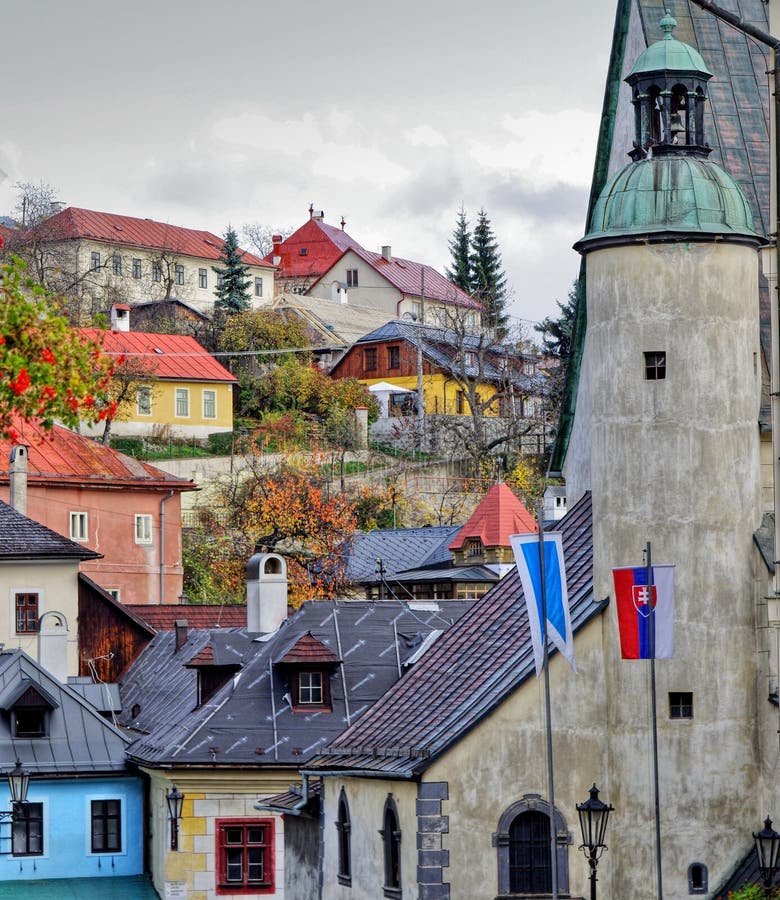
[121,599,475,769]
[0,500,101,560]
[386,565,499,586]
[66,677,122,714]
[306,492,600,778]
[347,526,460,583]
[0,650,129,775]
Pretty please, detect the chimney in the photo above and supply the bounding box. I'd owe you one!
[354,406,368,450]
[331,280,348,304]
[272,234,282,267]
[381,245,392,262]
[110,303,131,332]
[311,210,325,221]
[175,619,189,652]
[246,552,288,633]
[9,445,28,516]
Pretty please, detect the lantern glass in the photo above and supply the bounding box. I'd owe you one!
[577,784,613,852]
[754,817,780,881]
[8,760,29,805]
[166,785,184,821]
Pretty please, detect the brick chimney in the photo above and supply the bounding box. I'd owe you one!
[9,445,28,516]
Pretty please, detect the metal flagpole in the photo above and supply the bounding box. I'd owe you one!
[646,541,663,898]
[538,512,558,899]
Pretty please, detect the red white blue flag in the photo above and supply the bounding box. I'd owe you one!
[510,532,575,676]
[612,565,675,659]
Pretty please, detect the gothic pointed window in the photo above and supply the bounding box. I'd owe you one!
[336,789,351,885]
[380,796,401,898]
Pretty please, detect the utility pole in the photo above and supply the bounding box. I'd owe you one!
[416,268,426,444]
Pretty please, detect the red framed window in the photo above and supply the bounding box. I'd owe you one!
[15,593,38,634]
[216,819,274,894]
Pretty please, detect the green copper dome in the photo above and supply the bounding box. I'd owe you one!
[576,155,763,250]
[627,11,712,78]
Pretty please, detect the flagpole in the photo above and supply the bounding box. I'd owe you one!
[538,511,558,899]
[646,541,663,898]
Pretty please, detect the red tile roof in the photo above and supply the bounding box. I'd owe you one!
[278,632,341,665]
[0,419,195,491]
[80,329,237,383]
[124,604,247,631]
[449,482,537,551]
[28,207,272,268]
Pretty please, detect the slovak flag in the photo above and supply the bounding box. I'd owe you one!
[612,565,675,659]
[510,532,575,676]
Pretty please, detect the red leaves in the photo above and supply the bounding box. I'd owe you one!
[10,368,31,395]
[41,348,56,364]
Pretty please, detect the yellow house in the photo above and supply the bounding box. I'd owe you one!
[80,315,237,440]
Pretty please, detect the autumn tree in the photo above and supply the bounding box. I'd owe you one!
[0,248,116,441]
[97,355,158,445]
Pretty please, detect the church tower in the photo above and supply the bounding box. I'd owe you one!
[570,11,767,896]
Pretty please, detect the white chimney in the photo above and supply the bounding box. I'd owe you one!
[331,280,348,304]
[246,552,288,633]
[272,234,282,267]
[381,245,392,262]
[110,304,131,332]
[9,445,28,516]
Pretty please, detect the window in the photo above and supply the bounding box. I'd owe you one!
[12,802,43,856]
[90,251,101,270]
[346,268,358,287]
[152,261,162,283]
[108,589,121,602]
[688,862,708,894]
[254,277,263,297]
[132,258,142,279]
[175,388,190,417]
[299,247,308,256]
[70,511,88,542]
[134,514,153,544]
[410,300,421,321]
[465,538,483,558]
[112,253,122,276]
[387,346,400,369]
[203,390,217,419]
[137,386,152,416]
[464,351,477,367]
[199,268,208,289]
[669,691,693,719]
[336,790,351,886]
[91,799,121,853]
[15,592,38,634]
[645,351,666,380]
[216,819,274,894]
[217,273,225,288]
[363,348,377,372]
[456,391,465,415]
[298,672,323,705]
[175,264,185,285]
[380,796,401,898]
[14,707,46,737]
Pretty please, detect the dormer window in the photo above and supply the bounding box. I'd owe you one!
[2,681,58,738]
[275,632,341,714]
[296,671,326,707]
[466,538,483,558]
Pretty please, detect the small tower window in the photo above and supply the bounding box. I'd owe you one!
[688,861,708,893]
[644,351,666,380]
[669,691,693,719]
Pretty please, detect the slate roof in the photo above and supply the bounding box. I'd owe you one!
[0,419,196,491]
[346,525,461,583]
[79,329,238,383]
[121,598,475,768]
[306,492,600,778]
[0,650,130,775]
[449,481,537,550]
[0,500,100,561]
[269,293,396,350]
[25,206,269,267]
[124,603,247,631]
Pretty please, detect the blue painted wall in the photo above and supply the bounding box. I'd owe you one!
[0,775,144,881]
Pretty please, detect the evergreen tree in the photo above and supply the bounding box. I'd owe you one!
[212,226,252,313]
[445,206,472,293]
[470,209,508,332]
[534,279,579,411]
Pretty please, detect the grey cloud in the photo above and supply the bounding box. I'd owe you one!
[486,178,589,226]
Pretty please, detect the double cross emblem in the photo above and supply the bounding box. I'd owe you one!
[632,584,657,618]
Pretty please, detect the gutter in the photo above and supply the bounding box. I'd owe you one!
[254,773,316,816]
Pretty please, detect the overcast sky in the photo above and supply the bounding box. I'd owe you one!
[0,0,618,329]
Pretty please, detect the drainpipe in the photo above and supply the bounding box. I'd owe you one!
[254,773,313,816]
[159,491,175,604]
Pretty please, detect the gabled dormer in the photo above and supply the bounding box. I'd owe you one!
[0,678,59,738]
[185,643,240,708]
[275,632,341,712]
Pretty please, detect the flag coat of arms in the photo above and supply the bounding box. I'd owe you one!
[612,565,675,659]
[510,532,575,676]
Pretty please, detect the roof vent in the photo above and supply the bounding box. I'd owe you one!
[299,248,308,256]
[311,210,325,220]
[114,224,123,231]
[154,347,164,354]
[381,245,392,262]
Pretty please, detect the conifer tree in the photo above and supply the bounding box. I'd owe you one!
[212,227,252,313]
[446,206,472,293]
[470,209,508,332]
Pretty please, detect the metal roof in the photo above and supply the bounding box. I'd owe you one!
[346,526,461,583]
[121,598,475,768]
[306,492,600,778]
[0,500,101,561]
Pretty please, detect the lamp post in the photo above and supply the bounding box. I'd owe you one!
[166,784,184,851]
[754,817,780,896]
[577,784,614,900]
[0,759,30,822]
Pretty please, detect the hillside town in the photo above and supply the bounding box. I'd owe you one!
[1,1,780,898]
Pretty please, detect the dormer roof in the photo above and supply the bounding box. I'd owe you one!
[449,482,537,551]
[277,632,341,666]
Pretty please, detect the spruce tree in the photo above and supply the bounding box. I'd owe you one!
[212,226,252,313]
[470,209,508,332]
[446,206,472,293]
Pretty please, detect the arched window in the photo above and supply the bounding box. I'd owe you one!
[493,794,570,897]
[688,862,708,894]
[380,795,401,898]
[336,789,351,886]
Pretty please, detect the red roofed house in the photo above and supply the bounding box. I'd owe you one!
[265,207,482,329]
[4,206,275,316]
[0,419,196,604]
[81,310,237,439]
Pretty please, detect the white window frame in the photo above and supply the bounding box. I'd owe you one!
[254,276,263,297]
[90,251,101,271]
[202,389,217,419]
[85,793,126,857]
[112,253,122,276]
[134,514,153,545]
[107,589,121,602]
[69,511,88,542]
[175,388,190,418]
[175,264,185,285]
[136,386,152,416]
[198,268,208,289]
[132,258,142,279]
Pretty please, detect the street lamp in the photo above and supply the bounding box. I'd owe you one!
[166,784,184,851]
[0,759,30,823]
[577,784,614,900]
[753,817,780,895]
